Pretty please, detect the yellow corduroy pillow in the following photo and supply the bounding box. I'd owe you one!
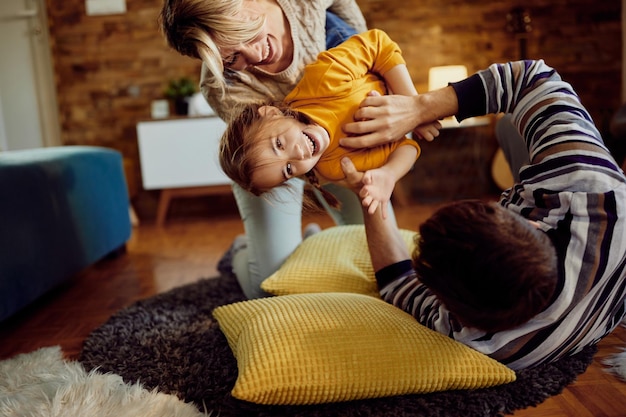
[261,225,417,298]
[213,292,516,405]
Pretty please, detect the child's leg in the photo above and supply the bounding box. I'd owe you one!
[230,179,304,299]
[495,115,530,180]
[325,10,357,49]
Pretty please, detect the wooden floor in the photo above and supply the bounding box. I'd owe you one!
[1,195,625,416]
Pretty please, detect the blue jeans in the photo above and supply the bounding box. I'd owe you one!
[325,11,357,49]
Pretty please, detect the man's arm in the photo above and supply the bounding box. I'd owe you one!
[340,158,410,271]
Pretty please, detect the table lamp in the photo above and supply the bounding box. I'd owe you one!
[428,65,468,127]
[428,65,468,91]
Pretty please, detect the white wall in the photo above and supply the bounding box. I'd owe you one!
[0,0,60,151]
[0,93,7,152]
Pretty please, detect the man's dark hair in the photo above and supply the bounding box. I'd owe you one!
[413,200,558,333]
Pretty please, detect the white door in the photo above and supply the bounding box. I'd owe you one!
[0,0,60,151]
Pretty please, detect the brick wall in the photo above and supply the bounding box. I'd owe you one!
[43,0,621,207]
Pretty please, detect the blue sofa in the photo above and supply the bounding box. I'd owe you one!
[0,146,132,321]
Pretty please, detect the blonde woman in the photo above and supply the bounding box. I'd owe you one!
[160,0,374,298]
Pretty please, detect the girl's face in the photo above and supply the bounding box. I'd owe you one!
[220,0,293,74]
[251,106,330,191]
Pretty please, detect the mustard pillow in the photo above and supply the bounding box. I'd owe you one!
[261,225,417,298]
[213,292,516,406]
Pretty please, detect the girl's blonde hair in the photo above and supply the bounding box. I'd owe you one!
[219,103,340,208]
[159,0,264,95]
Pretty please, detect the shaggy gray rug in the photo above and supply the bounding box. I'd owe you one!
[79,273,597,417]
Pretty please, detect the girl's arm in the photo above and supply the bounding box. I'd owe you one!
[383,64,417,96]
[360,144,418,219]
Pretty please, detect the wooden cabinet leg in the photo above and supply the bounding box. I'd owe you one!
[154,185,233,226]
[156,189,173,227]
[129,205,140,227]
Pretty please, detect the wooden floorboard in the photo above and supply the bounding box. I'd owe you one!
[1,197,625,416]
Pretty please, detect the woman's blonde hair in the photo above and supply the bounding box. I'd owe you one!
[159,0,264,94]
[219,103,340,208]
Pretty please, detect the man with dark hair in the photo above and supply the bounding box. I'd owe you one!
[341,60,626,370]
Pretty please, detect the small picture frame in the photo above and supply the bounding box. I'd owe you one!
[151,100,170,119]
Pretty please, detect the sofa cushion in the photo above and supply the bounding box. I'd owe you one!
[213,292,517,405]
[261,225,416,298]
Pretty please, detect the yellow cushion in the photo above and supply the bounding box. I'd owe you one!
[261,225,417,298]
[213,292,516,405]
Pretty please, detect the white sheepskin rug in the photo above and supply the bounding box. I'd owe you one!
[603,318,626,382]
[0,346,206,417]
[604,349,626,381]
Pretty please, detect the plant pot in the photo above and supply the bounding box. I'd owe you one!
[174,98,190,116]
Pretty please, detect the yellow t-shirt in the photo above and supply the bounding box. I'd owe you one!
[284,29,421,181]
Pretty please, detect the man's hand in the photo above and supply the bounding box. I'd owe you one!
[340,93,421,149]
[340,88,457,149]
[340,157,365,192]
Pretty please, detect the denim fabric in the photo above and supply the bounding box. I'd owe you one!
[325,10,358,49]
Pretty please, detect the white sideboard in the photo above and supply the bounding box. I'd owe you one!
[137,116,230,189]
[136,116,232,226]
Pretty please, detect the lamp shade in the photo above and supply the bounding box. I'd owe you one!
[428,65,468,91]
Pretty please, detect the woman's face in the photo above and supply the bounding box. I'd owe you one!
[250,106,330,191]
[220,0,293,74]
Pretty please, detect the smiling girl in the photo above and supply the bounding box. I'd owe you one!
[220,29,438,218]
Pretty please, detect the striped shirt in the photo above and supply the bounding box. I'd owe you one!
[378,60,626,370]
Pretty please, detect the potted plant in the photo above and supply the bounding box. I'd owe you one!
[164,77,197,115]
